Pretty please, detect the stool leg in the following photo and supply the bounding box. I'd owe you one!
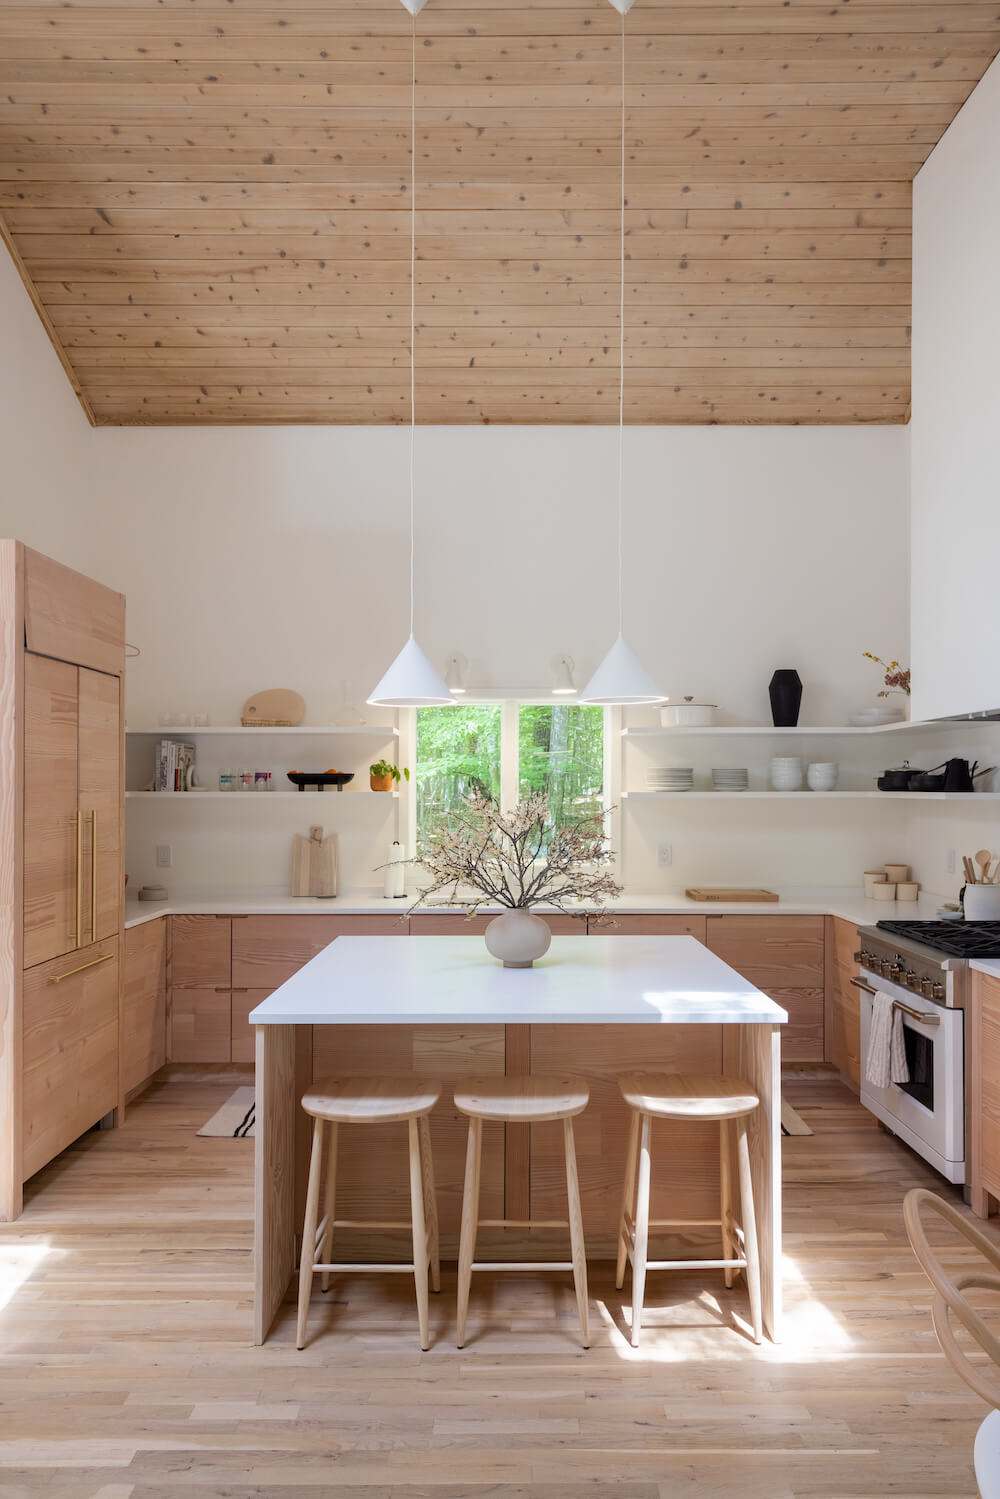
[456,1116,483,1349]
[563,1116,590,1348]
[408,1117,431,1352]
[418,1113,441,1295]
[719,1116,735,1291]
[296,1116,325,1351]
[735,1116,763,1345]
[616,1109,640,1291]
[631,1113,652,1349]
[319,1121,339,1294]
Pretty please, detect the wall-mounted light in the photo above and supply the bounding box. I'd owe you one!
[444,653,467,694]
[552,656,577,695]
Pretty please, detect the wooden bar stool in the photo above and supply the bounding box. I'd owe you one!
[615,1072,763,1347]
[453,1075,590,1348]
[296,1076,442,1352]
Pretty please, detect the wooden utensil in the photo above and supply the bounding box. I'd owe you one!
[963,856,977,885]
[291,825,338,898]
[976,848,992,884]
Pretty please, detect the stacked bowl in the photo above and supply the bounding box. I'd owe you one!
[712,767,749,792]
[646,766,694,793]
[770,755,803,791]
[806,761,838,791]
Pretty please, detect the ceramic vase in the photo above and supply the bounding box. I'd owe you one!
[768,669,803,728]
[484,908,552,968]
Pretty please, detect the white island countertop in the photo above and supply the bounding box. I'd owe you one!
[248,934,789,1027]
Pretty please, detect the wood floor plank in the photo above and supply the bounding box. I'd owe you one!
[0,1076,994,1495]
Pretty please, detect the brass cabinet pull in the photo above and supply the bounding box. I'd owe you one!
[91,808,98,942]
[51,951,114,984]
[214,986,230,994]
[75,810,84,948]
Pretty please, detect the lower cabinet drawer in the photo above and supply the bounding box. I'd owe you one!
[170,987,232,1063]
[22,936,119,1179]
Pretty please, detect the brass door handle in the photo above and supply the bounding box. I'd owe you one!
[91,808,98,942]
[850,976,877,996]
[893,999,941,1028]
[51,951,114,984]
[75,810,84,949]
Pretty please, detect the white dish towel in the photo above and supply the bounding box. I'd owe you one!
[866,989,911,1088]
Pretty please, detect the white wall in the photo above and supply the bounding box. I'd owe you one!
[0,247,98,572]
[910,52,1000,721]
[86,423,909,892]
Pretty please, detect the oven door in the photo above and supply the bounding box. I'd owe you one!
[858,972,965,1184]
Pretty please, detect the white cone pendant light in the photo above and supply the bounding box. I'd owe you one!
[368,2,453,709]
[580,1,662,707]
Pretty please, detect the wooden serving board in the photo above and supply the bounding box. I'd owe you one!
[291,826,338,899]
[685,887,779,903]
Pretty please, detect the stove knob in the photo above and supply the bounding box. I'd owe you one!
[853,950,864,964]
[932,983,946,1001]
[920,978,936,998]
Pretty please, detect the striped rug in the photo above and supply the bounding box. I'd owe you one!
[197,1087,255,1139]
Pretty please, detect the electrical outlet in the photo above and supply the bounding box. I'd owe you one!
[156,844,172,869]
[947,848,956,876]
[658,842,672,869]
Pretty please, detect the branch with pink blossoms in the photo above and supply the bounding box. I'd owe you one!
[402,791,623,921]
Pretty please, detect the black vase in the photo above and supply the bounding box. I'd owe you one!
[769,669,802,728]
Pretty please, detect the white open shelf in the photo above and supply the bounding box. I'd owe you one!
[126,724,397,737]
[621,721,955,738]
[622,790,1000,801]
[126,790,399,801]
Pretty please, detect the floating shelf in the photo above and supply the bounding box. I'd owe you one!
[621,722,950,738]
[622,790,1000,801]
[126,790,399,801]
[126,724,397,737]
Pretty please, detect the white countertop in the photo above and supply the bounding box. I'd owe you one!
[124,885,949,931]
[248,934,789,1027]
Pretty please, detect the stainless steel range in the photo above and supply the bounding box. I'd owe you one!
[855,921,1000,1186]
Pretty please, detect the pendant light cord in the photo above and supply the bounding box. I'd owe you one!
[409,11,416,638]
[617,6,625,638]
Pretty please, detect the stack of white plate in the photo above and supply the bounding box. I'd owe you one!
[712,767,749,792]
[770,755,803,791]
[806,761,838,791]
[646,766,694,793]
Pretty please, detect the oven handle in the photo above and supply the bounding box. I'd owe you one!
[850,975,941,1028]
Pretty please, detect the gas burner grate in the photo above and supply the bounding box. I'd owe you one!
[875,920,1000,958]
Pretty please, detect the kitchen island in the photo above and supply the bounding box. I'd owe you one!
[251,934,787,1343]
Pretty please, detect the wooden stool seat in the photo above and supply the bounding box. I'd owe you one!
[302,1075,442,1124]
[616,1071,763,1347]
[296,1075,441,1352]
[618,1072,759,1121]
[453,1074,589,1124]
[453,1075,591,1348]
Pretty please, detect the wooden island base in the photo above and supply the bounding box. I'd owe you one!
[255,1017,781,1344]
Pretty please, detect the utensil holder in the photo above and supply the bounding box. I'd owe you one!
[964,884,1000,919]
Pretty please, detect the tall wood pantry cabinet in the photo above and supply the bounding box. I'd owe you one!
[0,542,126,1220]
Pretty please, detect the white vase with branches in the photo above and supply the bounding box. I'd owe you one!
[405,792,622,967]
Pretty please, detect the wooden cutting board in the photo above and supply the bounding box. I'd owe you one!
[242,687,305,726]
[685,887,779,903]
[291,825,338,899]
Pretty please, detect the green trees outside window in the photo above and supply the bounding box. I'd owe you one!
[518,705,604,839]
[415,705,501,844]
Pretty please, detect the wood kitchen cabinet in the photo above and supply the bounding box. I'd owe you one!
[970,969,1000,1218]
[21,937,119,1180]
[1,541,126,1220]
[169,916,232,1061]
[824,916,862,1086]
[122,919,167,1096]
[707,914,825,1061]
[22,655,122,969]
[600,913,707,941]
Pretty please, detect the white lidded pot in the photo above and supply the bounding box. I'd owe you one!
[660,696,716,728]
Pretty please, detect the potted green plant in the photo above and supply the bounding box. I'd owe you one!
[369,759,410,793]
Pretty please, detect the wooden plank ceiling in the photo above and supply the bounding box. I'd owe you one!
[1,0,999,426]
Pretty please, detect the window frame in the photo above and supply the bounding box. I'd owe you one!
[399,698,620,859]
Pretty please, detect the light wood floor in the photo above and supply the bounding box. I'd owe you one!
[0,1077,994,1498]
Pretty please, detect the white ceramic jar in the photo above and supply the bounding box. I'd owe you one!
[964,884,1000,920]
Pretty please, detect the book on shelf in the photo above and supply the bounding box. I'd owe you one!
[155,740,196,792]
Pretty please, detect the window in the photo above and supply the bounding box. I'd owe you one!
[413,702,605,846]
[518,704,604,838]
[414,704,501,844]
